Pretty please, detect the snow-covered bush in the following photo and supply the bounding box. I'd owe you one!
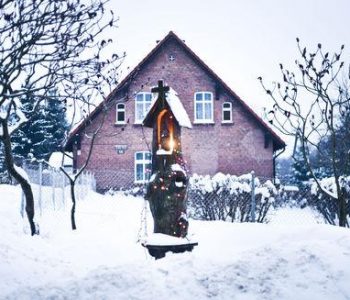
[308,176,350,226]
[188,173,277,223]
[273,184,310,208]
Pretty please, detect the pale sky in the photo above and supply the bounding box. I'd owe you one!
[107,0,350,152]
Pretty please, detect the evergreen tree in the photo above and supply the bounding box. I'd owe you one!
[275,156,294,184]
[292,145,311,186]
[12,96,69,162]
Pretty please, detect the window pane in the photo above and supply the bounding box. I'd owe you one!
[223,102,231,109]
[145,152,152,160]
[195,93,203,101]
[145,101,151,113]
[196,103,203,119]
[145,163,152,180]
[204,103,212,120]
[145,93,152,102]
[117,111,125,122]
[136,94,143,101]
[136,103,143,121]
[205,93,211,101]
[223,110,231,121]
[136,152,143,160]
[117,103,125,109]
[136,164,143,181]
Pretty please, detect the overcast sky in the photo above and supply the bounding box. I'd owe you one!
[107,0,350,152]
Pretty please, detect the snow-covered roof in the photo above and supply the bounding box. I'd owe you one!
[48,152,73,169]
[143,87,192,128]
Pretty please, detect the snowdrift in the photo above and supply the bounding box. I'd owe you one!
[1,184,350,300]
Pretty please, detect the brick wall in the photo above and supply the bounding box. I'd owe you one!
[77,37,274,190]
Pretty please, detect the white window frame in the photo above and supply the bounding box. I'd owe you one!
[115,103,126,124]
[194,92,214,123]
[135,92,152,124]
[134,151,152,183]
[222,102,233,123]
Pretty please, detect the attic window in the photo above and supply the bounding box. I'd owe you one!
[222,102,232,123]
[116,103,126,124]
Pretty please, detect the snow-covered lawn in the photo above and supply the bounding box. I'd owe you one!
[1,184,350,300]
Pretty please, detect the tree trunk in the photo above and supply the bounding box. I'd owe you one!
[1,120,37,235]
[338,192,348,227]
[146,155,189,238]
[70,180,77,230]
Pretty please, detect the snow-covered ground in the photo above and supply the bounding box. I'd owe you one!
[1,184,350,300]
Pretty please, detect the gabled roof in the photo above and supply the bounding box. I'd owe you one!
[143,87,192,129]
[66,31,285,151]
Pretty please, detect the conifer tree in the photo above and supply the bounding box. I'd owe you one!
[292,145,311,186]
[12,96,69,162]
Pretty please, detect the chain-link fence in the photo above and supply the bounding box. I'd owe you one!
[92,169,143,194]
[186,173,330,225]
[8,161,347,227]
[21,162,96,217]
[89,169,331,226]
[187,173,350,226]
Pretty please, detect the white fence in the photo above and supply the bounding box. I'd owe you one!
[21,162,96,217]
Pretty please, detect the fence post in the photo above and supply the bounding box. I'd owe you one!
[38,162,43,217]
[251,171,256,222]
[61,173,65,210]
[52,169,56,211]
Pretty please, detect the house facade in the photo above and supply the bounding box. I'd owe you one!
[66,31,285,191]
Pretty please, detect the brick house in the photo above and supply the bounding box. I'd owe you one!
[66,31,285,190]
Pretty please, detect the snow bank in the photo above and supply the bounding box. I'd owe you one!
[1,184,350,300]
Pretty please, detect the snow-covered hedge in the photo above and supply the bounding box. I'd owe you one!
[308,176,350,226]
[188,173,277,223]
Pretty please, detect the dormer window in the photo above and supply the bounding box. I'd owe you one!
[135,92,152,124]
[194,92,213,123]
[222,102,232,123]
[116,103,126,124]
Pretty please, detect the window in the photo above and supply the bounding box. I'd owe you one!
[135,92,152,124]
[116,103,126,124]
[222,102,232,123]
[194,92,213,123]
[134,151,152,183]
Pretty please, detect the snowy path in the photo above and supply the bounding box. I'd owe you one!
[1,185,350,300]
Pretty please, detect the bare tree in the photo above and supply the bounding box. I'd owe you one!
[0,0,121,235]
[59,90,124,230]
[259,39,350,227]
